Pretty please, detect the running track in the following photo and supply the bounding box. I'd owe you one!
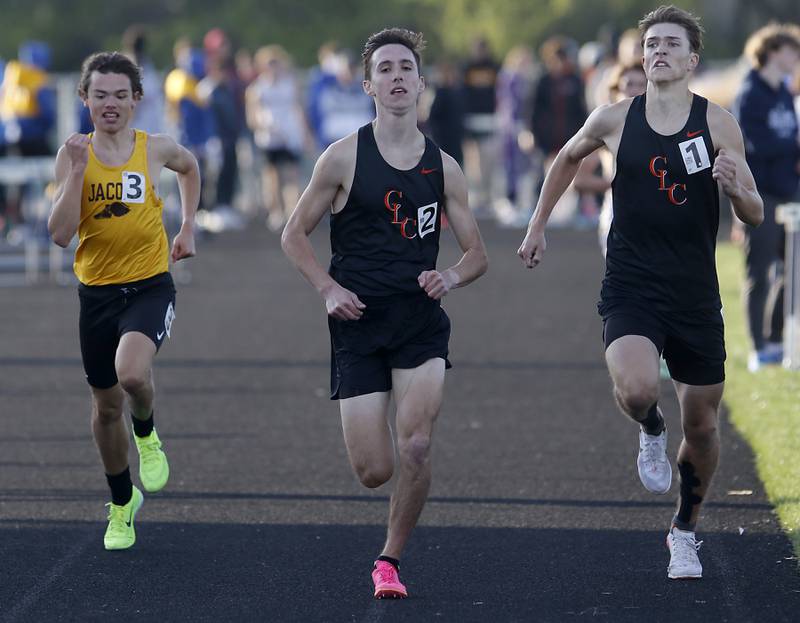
[2,224,799,622]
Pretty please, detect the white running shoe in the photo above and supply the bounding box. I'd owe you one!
[637,427,672,494]
[667,527,703,579]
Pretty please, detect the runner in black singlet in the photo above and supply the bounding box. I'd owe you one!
[282,28,488,599]
[518,6,763,580]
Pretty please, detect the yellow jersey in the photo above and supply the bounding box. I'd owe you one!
[74,130,168,285]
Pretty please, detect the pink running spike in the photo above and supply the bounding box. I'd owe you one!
[372,560,408,599]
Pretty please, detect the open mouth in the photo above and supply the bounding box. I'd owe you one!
[653,61,669,68]
[390,87,407,95]
[102,112,120,120]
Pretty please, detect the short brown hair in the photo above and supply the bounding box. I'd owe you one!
[639,5,704,54]
[362,27,425,80]
[78,51,143,99]
[744,24,800,69]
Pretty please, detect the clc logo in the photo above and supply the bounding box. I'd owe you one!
[649,156,686,206]
[384,190,417,239]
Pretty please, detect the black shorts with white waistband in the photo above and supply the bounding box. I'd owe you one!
[78,272,176,389]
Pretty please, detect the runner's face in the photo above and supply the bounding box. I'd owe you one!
[617,69,647,100]
[773,44,800,77]
[84,71,138,134]
[364,44,423,109]
[643,23,698,84]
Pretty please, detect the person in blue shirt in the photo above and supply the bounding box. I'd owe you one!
[733,24,800,371]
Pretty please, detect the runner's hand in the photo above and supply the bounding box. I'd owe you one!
[324,282,366,320]
[518,228,546,269]
[418,269,455,300]
[64,133,90,170]
[171,227,196,262]
[712,149,740,199]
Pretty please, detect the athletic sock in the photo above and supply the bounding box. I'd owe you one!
[377,555,400,571]
[106,467,133,506]
[672,517,696,532]
[132,411,154,438]
[640,404,665,436]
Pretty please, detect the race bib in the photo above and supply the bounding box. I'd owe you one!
[677,137,711,175]
[122,171,146,203]
[417,202,438,239]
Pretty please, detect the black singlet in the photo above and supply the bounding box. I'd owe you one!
[329,123,445,297]
[602,93,721,312]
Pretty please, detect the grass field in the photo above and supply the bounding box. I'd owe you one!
[717,242,800,558]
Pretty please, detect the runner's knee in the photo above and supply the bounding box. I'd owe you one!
[116,367,149,396]
[355,461,393,488]
[615,381,658,414]
[93,398,124,425]
[682,418,718,449]
[397,434,432,468]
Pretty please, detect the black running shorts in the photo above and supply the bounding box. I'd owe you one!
[78,272,176,389]
[328,293,452,400]
[601,301,725,386]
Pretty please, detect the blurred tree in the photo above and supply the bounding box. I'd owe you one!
[0,0,796,71]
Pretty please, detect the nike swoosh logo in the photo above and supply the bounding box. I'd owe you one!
[686,130,703,138]
[420,168,438,175]
[157,331,165,340]
[125,515,132,527]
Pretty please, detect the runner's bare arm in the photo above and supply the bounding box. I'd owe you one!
[282,137,366,320]
[152,134,200,260]
[518,103,624,268]
[708,105,763,227]
[530,103,620,234]
[152,135,200,232]
[48,133,90,247]
[418,151,488,300]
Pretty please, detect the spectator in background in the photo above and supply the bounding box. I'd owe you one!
[1,41,54,157]
[165,44,215,214]
[204,28,249,132]
[495,45,536,226]
[733,24,800,371]
[427,59,465,165]
[304,41,341,150]
[0,41,55,232]
[531,35,586,225]
[532,36,586,162]
[306,40,339,88]
[235,48,258,87]
[306,49,374,149]
[589,28,644,108]
[233,47,261,220]
[461,37,500,213]
[200,55,244,229]
[246,45,306,231]
[122,25,164,135]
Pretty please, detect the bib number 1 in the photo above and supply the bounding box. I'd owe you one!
[677,137,711,175]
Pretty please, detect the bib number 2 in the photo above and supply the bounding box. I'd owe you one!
[417,202,438,239]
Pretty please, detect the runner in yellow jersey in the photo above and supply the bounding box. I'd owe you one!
[48,51,200,550]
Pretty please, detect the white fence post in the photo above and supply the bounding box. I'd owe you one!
[776,203,800,370]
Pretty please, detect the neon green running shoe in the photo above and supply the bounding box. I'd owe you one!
[104,486,144,550]
[133,428,169,492]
